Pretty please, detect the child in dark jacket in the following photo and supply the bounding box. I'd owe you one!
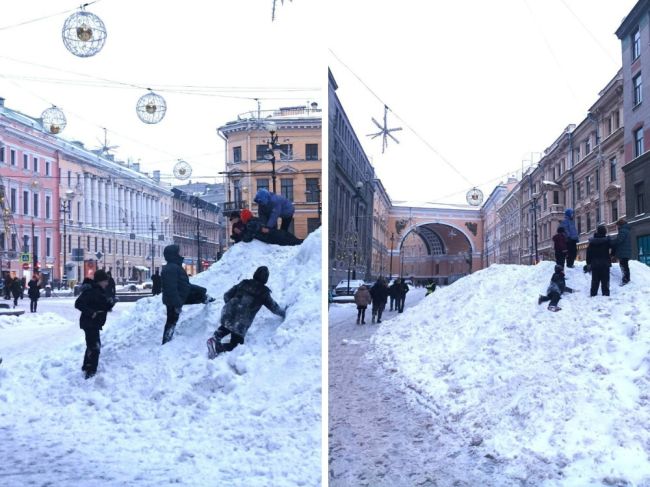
[206,266,285,359]
[552,227,568,268]
[75,271,116,379]
[538,265,574,311]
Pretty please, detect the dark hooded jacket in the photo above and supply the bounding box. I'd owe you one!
[369,280,390,304]
[10,278,22,299]
[75,281,115,330]
[586,233,613,270]
[559,209,579,240]
[28,278,40,300]
[613,223,632,259]
[254,189,295,229]
[161,244,191,309]
[547,270,573,295]
[220,278,284,337]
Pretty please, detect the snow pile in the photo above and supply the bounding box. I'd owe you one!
[372,261,650,485]
[0,230,321,486]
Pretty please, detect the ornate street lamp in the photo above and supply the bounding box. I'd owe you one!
[60,189,75,286]
[263,121,279,192]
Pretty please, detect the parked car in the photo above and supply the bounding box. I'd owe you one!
[142,281,153,290]
[334,279,365,296]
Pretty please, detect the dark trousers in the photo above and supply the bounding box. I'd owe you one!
[372,301,386,322]
[162,305,180,344]
[620,258,630,283]
[389,295,395,311]
[539,291,561,307]
[13,296,18,307]
[554,251,566,268]
[214,326,245,352]
[30,298,38,312]
[397,296,406,313]
[566,239,578,267]
[82,327,101,375]
[591,267,610,296]
[356,307,367,323]
[280,216,293,232]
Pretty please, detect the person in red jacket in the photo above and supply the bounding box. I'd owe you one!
[552,226,568,268]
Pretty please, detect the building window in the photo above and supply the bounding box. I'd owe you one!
[256,178,269,192]
[586,212,591,232]
[67,171,72,188]
[577,215,582,234]
[307,218,320,233]
[635,182,645,215]
[11,234,16,251]
[87,236,91,250]
[635,127,645,157]
[611,200,618,222]
[280,179,294,201]
[256,144,268,161]
[46,237,51,258]
[610,157,617,182]
[10,149,16,166]
[45,161,50,176]
[233,146,242,163]
[596,206,601,225]
[0,147,4,163]
[633,28,641,60]
[23,190,29,215]
[306,144,318,161]
[634,73,643,106]
[33,193,39,217]
[585,137,591,154]
[543,193,547,211]
[23,154,28,170]
[94,237,98,252]
[614,110,620,129]
[33,157,38,173]
[278,144,293,161]
[586,176,591,195]
[102,238,105,253]
[553,191,559,205]
[576,181,581,200]
[108,239,112,254]
[306,178,320,202]
[10,188,16,213]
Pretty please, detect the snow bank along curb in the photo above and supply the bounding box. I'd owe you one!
[372,260,650,485]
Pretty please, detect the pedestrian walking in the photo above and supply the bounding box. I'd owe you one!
[552,226,568,268]
[395,279,409,313]
[538,264,574,311]
[27,274,40,313]
[106,271,116,299]
[75,271,116,379]
[613,217,632,285]
[388,279,398,311]
[559,208,579,267]
[586,224,613,297]
[353,284,372,324]
[19,276,26,300]
[151,270,162,295]
[10,277,21,308]
[206,266,285,359]
[369,278,389,323]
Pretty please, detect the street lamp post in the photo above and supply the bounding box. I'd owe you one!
[264,121,279,193]
[193,193,202,274]
[60,189,74,287]
[150,221,156,276]
[352,181,363,280]
[389,232,395,280]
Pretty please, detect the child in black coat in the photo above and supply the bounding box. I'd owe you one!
[538,265,574,311]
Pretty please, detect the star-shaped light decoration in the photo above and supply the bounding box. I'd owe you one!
[367,105,402,154]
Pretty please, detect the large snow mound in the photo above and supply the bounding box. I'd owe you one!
[373,261,650,486]
[0,230,321,487]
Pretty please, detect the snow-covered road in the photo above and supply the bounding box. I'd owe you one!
[329,288,491,486]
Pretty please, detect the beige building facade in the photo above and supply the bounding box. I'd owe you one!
[218,105,322,243]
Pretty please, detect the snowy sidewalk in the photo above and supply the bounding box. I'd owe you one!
[329,289,493,486]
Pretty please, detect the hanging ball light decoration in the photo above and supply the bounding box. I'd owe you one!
[173,160,192,180]
[61,9,107,58]
[41,106,67,134]
[466,187,484,206]
[136,90,167,124]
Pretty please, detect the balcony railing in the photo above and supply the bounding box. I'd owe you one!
[223,201,248,212]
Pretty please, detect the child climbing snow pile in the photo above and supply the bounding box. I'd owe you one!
[538,264,574,312]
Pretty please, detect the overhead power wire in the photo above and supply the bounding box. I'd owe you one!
[0,1,103,32]
[329,49,474,187]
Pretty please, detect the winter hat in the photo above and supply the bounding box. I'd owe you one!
[94,269,109,283]
[557,226,565,233]
[564,208,574,218]
[229,211,241,221]
[253,266,269,284]
[254,188,271,206]
[240,208,253,224]
[554,264,564,273]
[616,217,627,226]
[596,224,607,237]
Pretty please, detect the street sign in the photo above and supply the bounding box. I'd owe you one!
[20,253,31,263]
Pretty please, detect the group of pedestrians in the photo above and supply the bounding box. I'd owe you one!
[74,188,296,380]
[353,277,410,325]
[541,209,633,311]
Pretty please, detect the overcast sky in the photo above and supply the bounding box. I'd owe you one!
[0,0,322,187]
[329,0,638,205]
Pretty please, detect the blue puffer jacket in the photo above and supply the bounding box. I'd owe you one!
[613,223,632,259]
[559,208,579,240]
[254,189,295,229]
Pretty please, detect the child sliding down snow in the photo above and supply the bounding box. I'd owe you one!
[206,266,286,359]
[538,264,574,312]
